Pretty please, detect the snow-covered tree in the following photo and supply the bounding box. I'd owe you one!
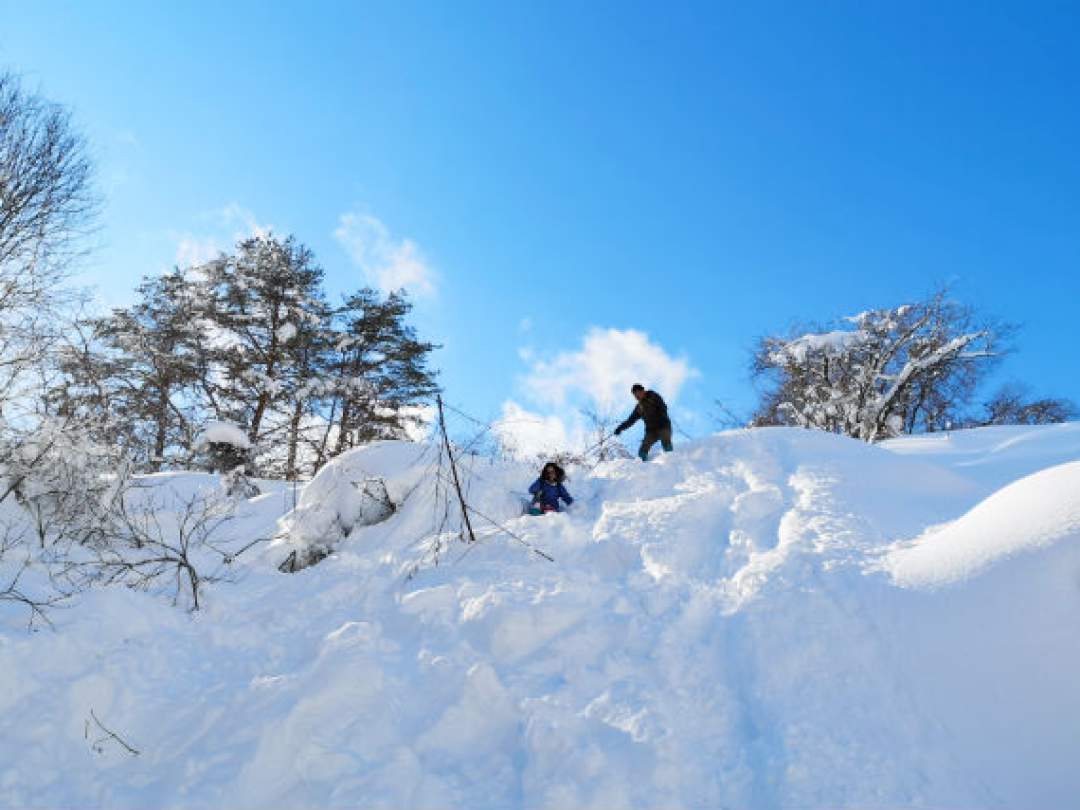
[51,269,206,469]
[323,288,438,459]
[37,225,440,483]
[752,292,1006,441]
[198,234,329,475]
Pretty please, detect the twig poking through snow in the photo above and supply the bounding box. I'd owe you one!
[86,708,140,757]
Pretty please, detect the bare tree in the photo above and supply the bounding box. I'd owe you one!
[711,399,749,431]
[580,407,633,462]
[0,72,96,269]
[974,383,1077,427]
[0,71,97,414]
[0,521,68,628]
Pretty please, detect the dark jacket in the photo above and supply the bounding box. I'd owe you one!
[529,479,573,510]
[617,390,671,434]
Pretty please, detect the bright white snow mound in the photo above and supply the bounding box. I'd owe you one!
[2,425,1079,809]
[887,460,1080,587]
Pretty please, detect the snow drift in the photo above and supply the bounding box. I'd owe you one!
[886,460,1080,588]
[2,424,1079,809]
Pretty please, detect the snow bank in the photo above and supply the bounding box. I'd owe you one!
[886,460,1080,587]
[881,421,1080,490]
[2,425,1080,808]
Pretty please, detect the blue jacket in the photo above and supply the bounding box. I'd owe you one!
[529,478,573,510]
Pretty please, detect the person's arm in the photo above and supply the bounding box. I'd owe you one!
[615,405,641,434]
[559,485,573,505]
[528,479,543,496]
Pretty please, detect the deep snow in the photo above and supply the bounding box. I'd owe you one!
[2,423,1080,809]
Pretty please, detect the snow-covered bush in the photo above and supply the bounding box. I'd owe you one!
[220,465,260,499]
[0,418,264,618]
[272,441,435,572]
[0,418,130,550]
[0,418,134,624]
[276,458,396,572]
[196,420,253,473]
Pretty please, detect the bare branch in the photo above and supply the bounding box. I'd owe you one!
[86,708,140,757]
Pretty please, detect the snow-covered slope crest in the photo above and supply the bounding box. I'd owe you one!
[886,460,1080,587]
[2,425,1079,809]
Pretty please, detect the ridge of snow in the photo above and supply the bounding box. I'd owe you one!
[885,460,1080,588]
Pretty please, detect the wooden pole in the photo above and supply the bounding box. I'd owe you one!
[436,395,477,544]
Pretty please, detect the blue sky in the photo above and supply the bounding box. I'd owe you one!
[2,1,1078,446]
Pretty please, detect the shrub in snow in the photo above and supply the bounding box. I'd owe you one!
[196,421,253,473]
[276,460,396,572]
[220,466,260,499]
[73,487,257,611]
[0,419,130,550]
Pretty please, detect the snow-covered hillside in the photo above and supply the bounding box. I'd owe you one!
[3,423,1080,809]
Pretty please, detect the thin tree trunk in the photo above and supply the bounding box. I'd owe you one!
[314,397,338,473]
[334,398,352,455]
[285,398,303,481]
[248,330,279,442]
[152,383,171,472]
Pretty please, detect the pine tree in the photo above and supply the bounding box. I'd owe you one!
[325,288,438,458]
[50,237,440,479]
[199,234,327,474]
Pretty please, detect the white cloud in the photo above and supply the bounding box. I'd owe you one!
[334,212,437,297]
[171,202,271,268]
[218,202,272,239]
[521,327,698,412]
[492,401,589,459]
[493,327,699,458]
[174,234,223,266]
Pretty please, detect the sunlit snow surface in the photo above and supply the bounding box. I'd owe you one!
[2,423,1080,809]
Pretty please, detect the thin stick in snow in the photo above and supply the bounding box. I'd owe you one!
[436,395,477,545]
[86,708,140,757]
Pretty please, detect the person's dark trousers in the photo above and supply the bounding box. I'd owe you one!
[638,426,673,461]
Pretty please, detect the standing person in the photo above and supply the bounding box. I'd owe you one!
[527,462,573,515]
[614,383,673,461]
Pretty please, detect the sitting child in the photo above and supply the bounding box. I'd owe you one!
[528,462,573,515]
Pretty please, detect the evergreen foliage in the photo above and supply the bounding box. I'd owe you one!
[51,234,439,478]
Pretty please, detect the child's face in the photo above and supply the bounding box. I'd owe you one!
[545,467,557,481]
